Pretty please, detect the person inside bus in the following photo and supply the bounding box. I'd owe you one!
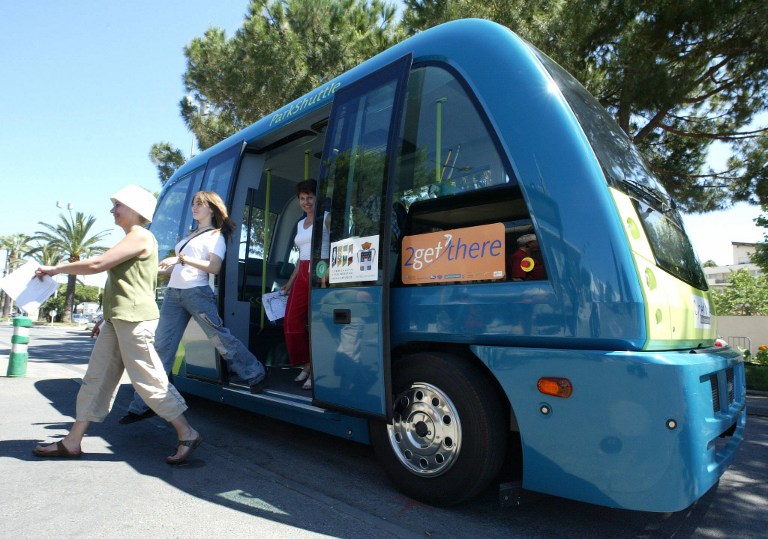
[119,191,268,425]
[32,184,202,465]
[507,233,547,281]
[280,179,330,391]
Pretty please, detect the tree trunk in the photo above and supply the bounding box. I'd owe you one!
[63,274,77,322]
[1,292,11,318]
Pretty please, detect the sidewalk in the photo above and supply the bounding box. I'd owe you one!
[747,390,768,418]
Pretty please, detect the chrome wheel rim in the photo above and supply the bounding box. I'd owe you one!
[387,382,461,476]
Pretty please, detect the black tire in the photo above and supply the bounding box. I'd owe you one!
[370,352,508,506]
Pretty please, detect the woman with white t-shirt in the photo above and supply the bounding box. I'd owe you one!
[120,191,267,424]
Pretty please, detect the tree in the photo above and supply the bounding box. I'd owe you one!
[39,284,101,323]
[0,234,33,317]
[703,259,718,268]
[149,142,186,185]
[177,0,406,152]
[26,242,63,267]
[712,268,768,315]
[403,0,768,212]
[751,208,768,271]
[33,212,109,323]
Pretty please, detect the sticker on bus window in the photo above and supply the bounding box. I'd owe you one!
[329,235,380,284]
[401,223,506,284]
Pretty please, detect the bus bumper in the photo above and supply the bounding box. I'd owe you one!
[473,344,746,512]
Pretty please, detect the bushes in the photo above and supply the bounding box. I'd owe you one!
[754,345,768,366]
[746,363,768,392]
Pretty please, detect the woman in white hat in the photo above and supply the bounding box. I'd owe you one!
[32,184,202,465]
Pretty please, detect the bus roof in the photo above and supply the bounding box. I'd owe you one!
[168,18,548,181]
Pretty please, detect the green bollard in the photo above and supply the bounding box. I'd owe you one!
[7,316,33,377]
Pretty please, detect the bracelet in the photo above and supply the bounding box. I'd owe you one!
[179,254,185,266]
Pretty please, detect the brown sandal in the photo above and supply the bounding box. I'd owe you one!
[32,440,82,459]
[166,435,203,465]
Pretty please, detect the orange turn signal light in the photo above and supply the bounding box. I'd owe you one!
[537,377,573,398]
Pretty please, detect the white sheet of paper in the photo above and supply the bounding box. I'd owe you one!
[262,290,288,321]
[0,261,58,314]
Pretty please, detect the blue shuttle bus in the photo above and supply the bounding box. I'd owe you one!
[151,19,745,510]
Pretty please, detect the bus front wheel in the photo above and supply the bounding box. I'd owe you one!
[370,352,507,506]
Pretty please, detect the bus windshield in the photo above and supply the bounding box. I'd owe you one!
[534,50,708,290]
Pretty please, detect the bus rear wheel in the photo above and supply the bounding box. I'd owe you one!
[370,352,508,506]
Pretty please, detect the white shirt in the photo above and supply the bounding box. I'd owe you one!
[168,230,226,289]
[295,212,330,260]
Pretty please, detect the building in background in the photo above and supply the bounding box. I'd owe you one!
[703,242,762,292]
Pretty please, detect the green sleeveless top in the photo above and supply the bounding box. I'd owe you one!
[103,235,159,322]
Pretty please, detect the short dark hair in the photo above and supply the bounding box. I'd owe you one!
[296,179,317,196]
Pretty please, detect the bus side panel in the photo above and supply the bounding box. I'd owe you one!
[472,345,745,512]
[390,283,647,351]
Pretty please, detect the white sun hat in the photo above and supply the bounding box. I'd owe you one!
[110,184,156,223]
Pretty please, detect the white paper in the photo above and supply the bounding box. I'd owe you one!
[262,290,288,321]
[0,261,58,314]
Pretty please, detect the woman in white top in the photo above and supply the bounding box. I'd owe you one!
[120,191,267,424]
[280,179,329,390]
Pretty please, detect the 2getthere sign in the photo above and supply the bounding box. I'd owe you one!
[401,223,506,284]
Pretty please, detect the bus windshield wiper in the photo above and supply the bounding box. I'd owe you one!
[623,179,675,213]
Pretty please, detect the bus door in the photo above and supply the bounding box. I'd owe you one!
[309,54,412,417]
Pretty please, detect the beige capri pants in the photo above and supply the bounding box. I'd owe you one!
[75,318,188,422]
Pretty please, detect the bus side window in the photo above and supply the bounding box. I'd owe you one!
[150,168,204,288]
[390,65,535,284]
[393,66,513,206]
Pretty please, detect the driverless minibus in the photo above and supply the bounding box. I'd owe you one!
[151,19,745,509]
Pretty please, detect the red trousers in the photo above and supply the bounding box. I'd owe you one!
[284,260,310,367]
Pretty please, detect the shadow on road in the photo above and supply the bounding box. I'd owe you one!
[1,326,764,537]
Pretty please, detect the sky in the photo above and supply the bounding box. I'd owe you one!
[0,0,763,284]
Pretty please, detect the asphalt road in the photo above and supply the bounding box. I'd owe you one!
[1,323,767,538]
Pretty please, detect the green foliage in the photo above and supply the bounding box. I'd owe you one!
[0,234,34,318]
[749,204,768,273]
[745,362,768,391]
[403,0,768,212]
[712,268,768,315]
[33,212,109,322]
[26,242,63,266]
[180,0,406,152]
[153,0,767,213]
[754,346,768,366]
[39,284,101,322]
[150,142,186,184]
[34,212,109,263]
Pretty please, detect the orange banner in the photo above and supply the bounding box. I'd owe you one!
[401,223,506,284]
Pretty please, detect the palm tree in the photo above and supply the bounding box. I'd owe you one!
[26,242,64,266]
[34,212,109,322]
[0,234,33,317]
